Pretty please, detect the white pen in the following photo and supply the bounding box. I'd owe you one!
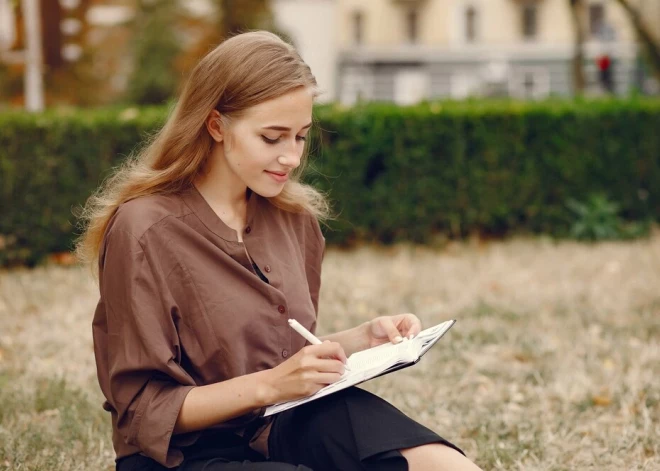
[288,319,351,372]
[288,318,322,345]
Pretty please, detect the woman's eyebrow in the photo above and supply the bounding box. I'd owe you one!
[261,122,313,131]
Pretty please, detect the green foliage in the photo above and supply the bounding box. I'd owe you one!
[0,99,659,266]
[310,99,660,245]
[0,106,166,266]
[125,0,182,105]
[566,193,651,241]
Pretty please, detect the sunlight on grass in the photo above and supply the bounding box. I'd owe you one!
[0,371,113,470]
[0,233,659,470]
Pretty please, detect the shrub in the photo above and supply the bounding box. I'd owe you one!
[1,99,659,266]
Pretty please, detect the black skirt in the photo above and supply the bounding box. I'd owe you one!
[116,387,464,471]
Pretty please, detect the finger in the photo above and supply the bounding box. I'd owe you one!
[312,358,346,375]
[380,318,404,343]
[403,314,422,338]
[313,372,344,385]
[308,342,348,364]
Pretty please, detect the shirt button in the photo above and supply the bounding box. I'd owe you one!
[277,305,286,314]
[245,226,252,234]
[264,265,271,273]
[282,349,289,358]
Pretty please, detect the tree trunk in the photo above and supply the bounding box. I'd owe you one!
[568,0,587,95]
[614,0,660,83]
[40,0,62,70]
[218,0,271,38]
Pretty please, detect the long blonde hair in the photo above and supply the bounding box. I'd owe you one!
[73,30,330,278]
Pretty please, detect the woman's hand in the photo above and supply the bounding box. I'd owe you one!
[366,313,422,348]
[261,341,347,405]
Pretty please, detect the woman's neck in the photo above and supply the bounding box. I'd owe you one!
[193,173,249,236]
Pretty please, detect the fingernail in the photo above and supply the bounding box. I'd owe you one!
[394,336,403,343]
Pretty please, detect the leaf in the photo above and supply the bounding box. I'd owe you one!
[591,394,612,407]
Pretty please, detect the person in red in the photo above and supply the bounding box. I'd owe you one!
[75,31,483,471]
[597,54,614,93]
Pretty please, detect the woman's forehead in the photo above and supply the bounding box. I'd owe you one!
[243,89,314,126]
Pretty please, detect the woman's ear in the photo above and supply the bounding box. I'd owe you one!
[205,110,224,143]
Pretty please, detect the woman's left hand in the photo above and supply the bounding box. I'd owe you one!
[366,313,422,348]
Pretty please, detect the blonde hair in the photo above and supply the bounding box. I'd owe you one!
[73,30,330,278]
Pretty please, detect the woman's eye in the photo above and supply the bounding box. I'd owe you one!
[262,136,279,144]
[261,135,307,144]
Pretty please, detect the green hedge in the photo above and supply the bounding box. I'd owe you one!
[1,100,659,267]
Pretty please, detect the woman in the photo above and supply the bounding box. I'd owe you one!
[75,31,482,471]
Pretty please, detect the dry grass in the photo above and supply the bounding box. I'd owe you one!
[1,233,659,470]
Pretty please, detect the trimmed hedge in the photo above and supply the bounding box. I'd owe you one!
[311,100,660,244]
[1,100,659,267]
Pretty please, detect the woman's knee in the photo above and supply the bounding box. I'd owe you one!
[400,443,483,471]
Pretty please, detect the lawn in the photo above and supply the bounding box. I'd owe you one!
[1,233,659,470]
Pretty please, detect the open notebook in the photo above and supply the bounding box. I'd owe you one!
[263,319,456,416]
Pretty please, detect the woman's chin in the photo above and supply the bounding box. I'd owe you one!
[249,183,286,199]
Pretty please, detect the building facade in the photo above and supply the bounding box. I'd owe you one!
[272,0,339,103]
[337,0,660,104]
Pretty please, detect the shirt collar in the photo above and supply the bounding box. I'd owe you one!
[179,183,261,243]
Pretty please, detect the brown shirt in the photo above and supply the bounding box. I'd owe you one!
[92,184,325,467]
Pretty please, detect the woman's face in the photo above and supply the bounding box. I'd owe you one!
[220,87,314,198]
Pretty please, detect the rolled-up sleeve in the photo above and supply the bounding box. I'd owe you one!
[96,227,197,467]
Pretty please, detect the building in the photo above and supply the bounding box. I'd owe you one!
[337,0,660,104]
[272,0,339,103]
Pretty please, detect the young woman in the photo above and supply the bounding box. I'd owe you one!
[76,31,482,471]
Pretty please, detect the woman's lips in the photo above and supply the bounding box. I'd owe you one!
[265,170,289,183]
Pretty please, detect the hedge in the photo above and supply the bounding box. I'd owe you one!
[0,99,659,267]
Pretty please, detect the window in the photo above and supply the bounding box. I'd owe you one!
[465,6,478,43]
[394,68,430,104]
[352,11,364,45]
[450,71,482,98]
[522,4,538,40]
[589,3,605,38]
[406,9,419,44]
[340,67,374,106]
[509,66,551,99]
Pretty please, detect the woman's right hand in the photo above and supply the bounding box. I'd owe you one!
[260,341,347,405]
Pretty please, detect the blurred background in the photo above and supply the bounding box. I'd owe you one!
[1,1,659,470]
[0,0,659,109]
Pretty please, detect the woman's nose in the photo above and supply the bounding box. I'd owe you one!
[279,147,301,169]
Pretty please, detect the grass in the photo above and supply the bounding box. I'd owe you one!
[0,232,659,470]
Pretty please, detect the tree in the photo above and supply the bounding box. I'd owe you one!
[125,0,182,105]
[173,0,283,89]
[613,0,660,83]
[40,0,63,70]
[568,0,587,94]
[216,0,273,38]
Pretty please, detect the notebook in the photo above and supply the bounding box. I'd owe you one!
[263,319,456,416]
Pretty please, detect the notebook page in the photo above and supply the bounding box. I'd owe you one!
[415,320,455,356]
[347,337,421,371]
